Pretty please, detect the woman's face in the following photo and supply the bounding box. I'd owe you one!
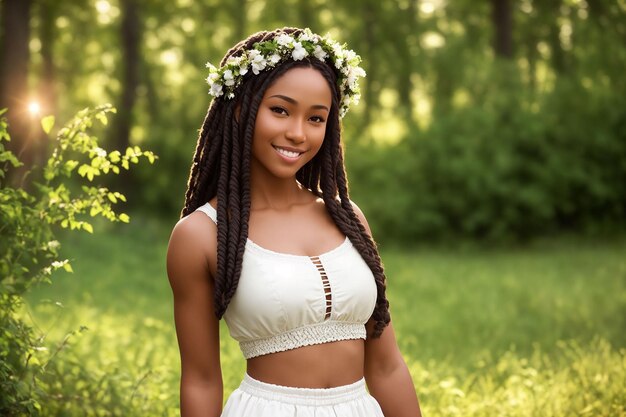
[250,66,332,181]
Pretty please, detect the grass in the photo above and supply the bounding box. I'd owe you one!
[23,216,626,416]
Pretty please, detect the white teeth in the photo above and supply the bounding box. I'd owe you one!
[275,147,301,158]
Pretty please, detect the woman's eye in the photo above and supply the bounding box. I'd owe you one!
[270,106,288,115]
[310,115,326,123]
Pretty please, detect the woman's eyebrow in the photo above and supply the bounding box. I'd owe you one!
[269,94,329,111]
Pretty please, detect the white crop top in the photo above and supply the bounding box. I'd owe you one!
[195,203,377,359]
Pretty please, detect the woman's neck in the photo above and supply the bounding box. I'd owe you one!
[249,174,308,211]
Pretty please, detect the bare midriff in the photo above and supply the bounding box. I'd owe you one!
[246,339,365,388]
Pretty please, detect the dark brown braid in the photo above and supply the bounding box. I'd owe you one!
[181,27,390,338]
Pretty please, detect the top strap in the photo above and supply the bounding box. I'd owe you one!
[195,203,217,224]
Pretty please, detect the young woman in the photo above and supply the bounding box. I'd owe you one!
[167,27,422,417]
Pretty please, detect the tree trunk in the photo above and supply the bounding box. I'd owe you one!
[397,0,418,128]
[36,0,58,170]
[491,0,513,59]
[0,0,34,187]
[360,0,378,139]
[112,0,140,152]
[108,0,141,194]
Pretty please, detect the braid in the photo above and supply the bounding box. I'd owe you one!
[180,27,390,337]
[312,81,390,338]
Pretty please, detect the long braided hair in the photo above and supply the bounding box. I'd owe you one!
[181,27,390,338]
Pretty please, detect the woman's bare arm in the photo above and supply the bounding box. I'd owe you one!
[167,213,222,417]
[364,320,422,416]
[351,201,422,416]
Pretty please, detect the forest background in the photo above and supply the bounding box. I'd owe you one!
[3,0,625,241]
[1,0,625,416]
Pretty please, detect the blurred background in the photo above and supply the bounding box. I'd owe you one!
[1,0,625,416]
[2,0,625,242]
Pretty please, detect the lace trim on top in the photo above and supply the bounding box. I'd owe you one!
[240,321,366,359]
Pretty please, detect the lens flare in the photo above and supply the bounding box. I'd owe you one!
[28,101,41,115]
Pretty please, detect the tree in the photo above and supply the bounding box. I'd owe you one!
[0,0,34,187]
[491,0,513,58]
[110,0,141,153]
[108,0,142,194]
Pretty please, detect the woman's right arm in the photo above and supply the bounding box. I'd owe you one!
[167,213,222,417]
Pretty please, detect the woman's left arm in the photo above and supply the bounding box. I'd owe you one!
[364,320,422,416]
[350,201,422,416]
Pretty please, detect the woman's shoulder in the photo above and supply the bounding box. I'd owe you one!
[327,197,373,236]
[167,204,218,273]
[167,205,219,286]
[310,195,373,238]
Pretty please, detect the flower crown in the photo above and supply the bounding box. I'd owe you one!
[205,28,366,118]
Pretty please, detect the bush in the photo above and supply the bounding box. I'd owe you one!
[0,105,156,416]
[348,70,626,243]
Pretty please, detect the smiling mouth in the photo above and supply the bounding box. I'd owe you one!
[273,146,304,159]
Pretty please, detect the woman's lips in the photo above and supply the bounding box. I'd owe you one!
[273,145,304,160]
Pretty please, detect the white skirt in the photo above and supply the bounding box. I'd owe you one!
[221,373,384,417]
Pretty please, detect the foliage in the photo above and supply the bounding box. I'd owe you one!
[0,105,156,416]
[348,64,626,242]
[411,337,626,417]
[22,0,625,237]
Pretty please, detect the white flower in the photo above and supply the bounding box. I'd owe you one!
[206,62,216,70]
[334,57,344,69]
[226,56,242,67]
[291,42,308,60]
[223,69,235,86]
[206,72,219,83]
[227,92,235,99]
[332,42,344,57]
[269,53,281,64]
[347,73,357,89]
[247,49,267,74]
[251,59,266,74]
[276,33,294,47]
[298,31,313,42]
[239,64,249,75]
[344,49,357,63]
[248,49,261,60]
[345,66,365,89]
[210,82,223,97]
[313,45,327,60]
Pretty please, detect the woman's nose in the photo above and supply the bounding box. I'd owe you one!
[285,118,306,143]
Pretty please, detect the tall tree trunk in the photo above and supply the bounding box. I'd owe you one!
[0,0,34,187]
[360,0,378,139]
[491,0,513,59]
[397,0,418,128]
[36,0,58,170]
[112,0,140,152]
[109,0,141,194]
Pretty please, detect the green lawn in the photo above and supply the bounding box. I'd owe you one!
[24,216,626,416]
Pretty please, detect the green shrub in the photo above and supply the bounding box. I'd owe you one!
[348,70,626,243]
[0,105,156,416]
